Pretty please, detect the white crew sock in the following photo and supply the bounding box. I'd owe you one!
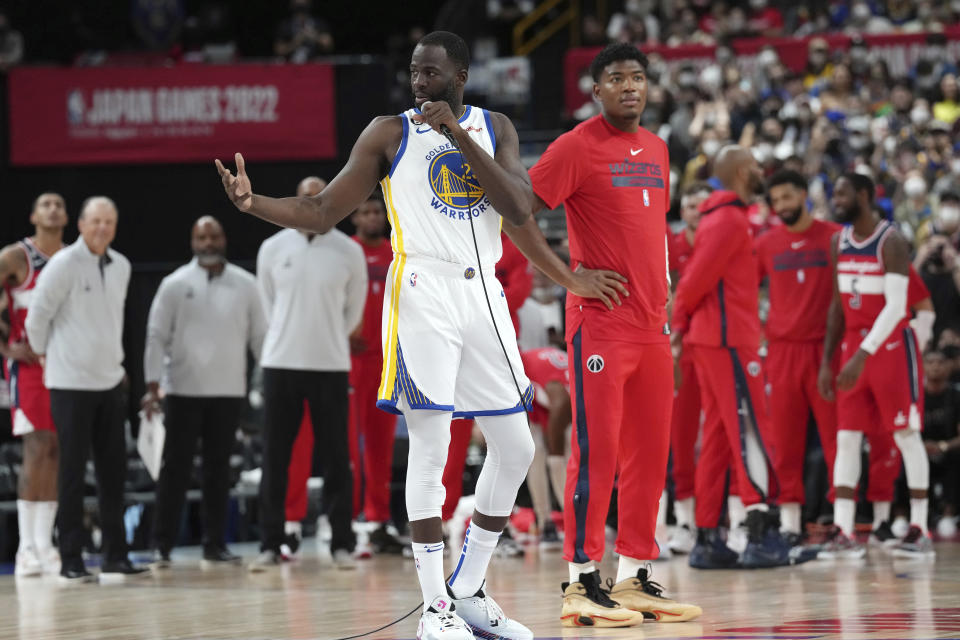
[547,455,567,509]
[568,561,596,584]
[616,555,644,583]
[412,541,447,612]
[873,501,891,529]
[910,498,929,534]
[728,495,746,528]
[448,524,500,599]
[34,501,57,552]
[835,498,856,537]
[780,502,802,535]
[17,500,36,552]
[284,520,302,536]
[674,497,694,529]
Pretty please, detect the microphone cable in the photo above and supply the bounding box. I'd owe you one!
[329,116,529,640]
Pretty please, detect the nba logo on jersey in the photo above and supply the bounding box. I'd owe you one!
[642,189,650,207]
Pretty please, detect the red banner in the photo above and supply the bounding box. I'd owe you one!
[564,27,960,115]
[8,64,336,166]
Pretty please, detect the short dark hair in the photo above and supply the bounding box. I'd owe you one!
[418,31,470,71]
[941,191,960,205]
[841,172,875,203]
[767,170,808,192]
[589,43,649,81]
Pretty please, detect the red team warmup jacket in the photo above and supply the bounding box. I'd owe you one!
[672,190,762,348]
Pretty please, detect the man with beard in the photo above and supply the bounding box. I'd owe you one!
[216,31,591,640]
[818,173,934,559]
[672,146,790,569]
[755,171,841,545]
[0,193,68,577]
[143,216,266,567]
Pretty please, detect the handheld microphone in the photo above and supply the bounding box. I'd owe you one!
[419,101,460,149]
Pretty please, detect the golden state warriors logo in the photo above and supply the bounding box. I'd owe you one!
[429,151,484,209]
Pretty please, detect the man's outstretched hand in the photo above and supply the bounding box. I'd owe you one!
[215,152,253,212]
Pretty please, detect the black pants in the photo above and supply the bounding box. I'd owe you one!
[50,384,127,564]
[261,368,354,552]
[153,395,242,553]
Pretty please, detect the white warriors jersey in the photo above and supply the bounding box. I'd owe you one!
[380,105,504,267]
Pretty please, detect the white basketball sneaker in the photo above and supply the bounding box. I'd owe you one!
[451,585,534,640]
[15,547,43,577]
[418,596,473,640]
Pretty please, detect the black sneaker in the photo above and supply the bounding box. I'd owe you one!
[100,558,150,581]
[870,521,898,547]
[540,520,562,550]
[369,524,405,554]
[280,531,301,559]
[59,557,94,584]
[782,531,819,565]
[201,546,242,568]
[150,548,172,569]
[689,528,740,569]
[495,527,524,558]
[741,510,791,568]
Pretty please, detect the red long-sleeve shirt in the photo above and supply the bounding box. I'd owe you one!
[672,190,762,350]
[496,233,533,333]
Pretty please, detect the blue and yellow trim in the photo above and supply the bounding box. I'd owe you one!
[376,342,454,414]
[452,385,534,419]
[377,176,406,407]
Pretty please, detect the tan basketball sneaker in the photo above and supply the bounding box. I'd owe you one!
[609,565,702,622]
[561,571,644,628]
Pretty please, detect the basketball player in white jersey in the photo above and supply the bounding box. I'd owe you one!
[217,31,612,640]
[0,193,68,576]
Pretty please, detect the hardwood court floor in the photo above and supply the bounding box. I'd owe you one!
[1,539,958,640]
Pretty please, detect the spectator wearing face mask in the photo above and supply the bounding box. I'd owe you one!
[895,171,933,241]
[844,0,892,34]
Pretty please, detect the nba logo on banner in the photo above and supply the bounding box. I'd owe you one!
[642,189,650,207]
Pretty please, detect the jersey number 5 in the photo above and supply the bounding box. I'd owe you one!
[849,277,862,309]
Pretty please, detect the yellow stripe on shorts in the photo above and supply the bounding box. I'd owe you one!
[378,176,406,402]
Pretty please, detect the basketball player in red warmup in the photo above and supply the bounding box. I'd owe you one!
[348,197,404,553]
[507,43,701,626]
[754,170,840,546]
[818,173,934,559]
[667,182,712,555]
[672,146,790,570]
[0,193,67,576]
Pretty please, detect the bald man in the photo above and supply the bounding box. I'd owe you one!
[144,216,266,568]
[26,196,144,581]
[252,175,366,570]
[672,147,791,569]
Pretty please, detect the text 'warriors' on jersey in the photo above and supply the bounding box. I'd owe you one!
[381,106,503,267]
